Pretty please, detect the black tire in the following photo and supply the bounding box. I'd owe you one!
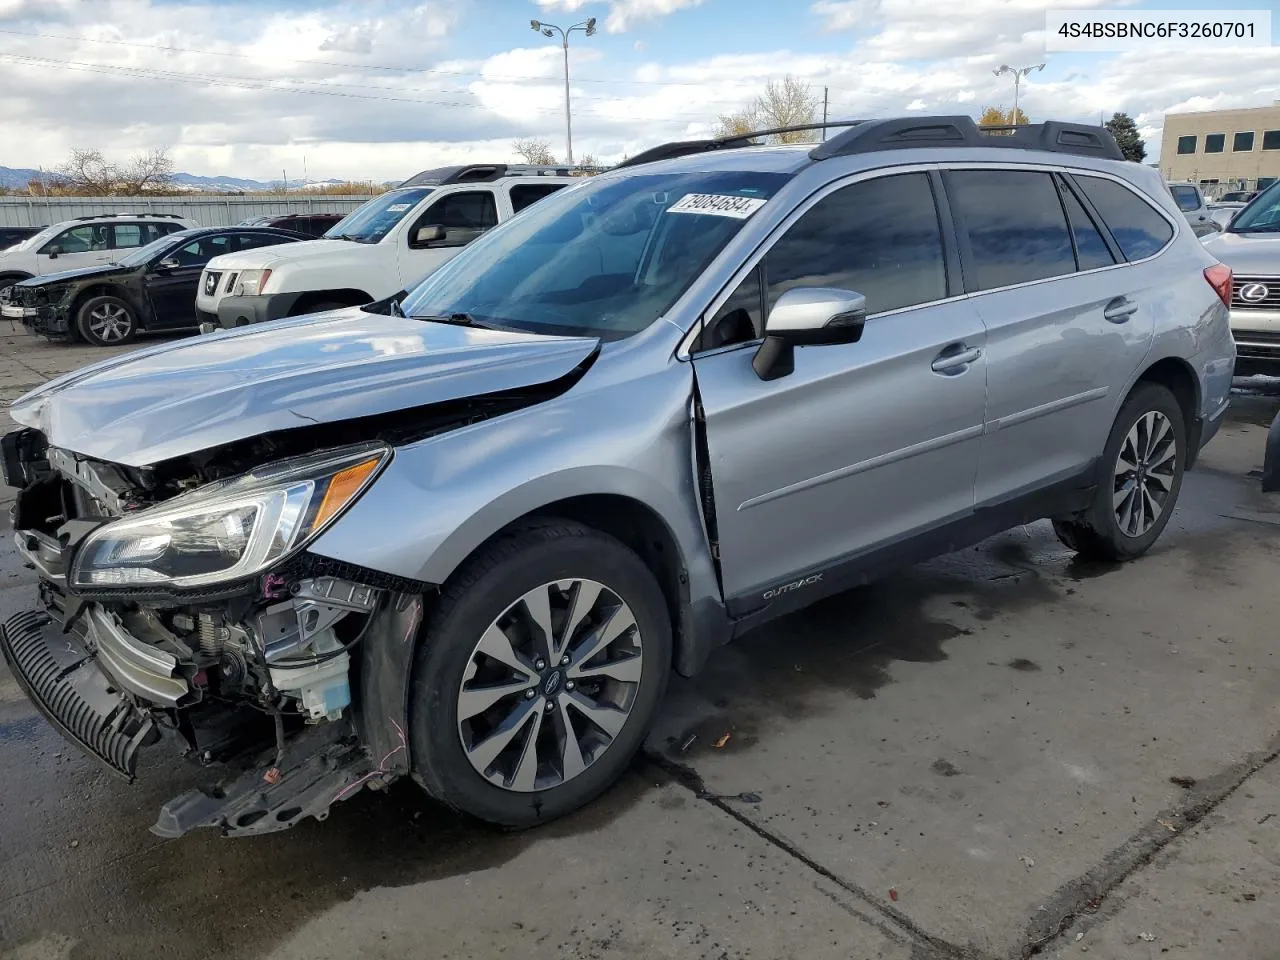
[75,294,138,346]
[409,520,672,828]
[1053,382,1186,561]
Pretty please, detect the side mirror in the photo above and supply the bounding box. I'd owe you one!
[45,245,61,259]
[752,287,867,382]
[158,256,181,270]
[415,224,446,246]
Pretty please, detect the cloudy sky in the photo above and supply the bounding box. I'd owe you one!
[0,0,1276,182]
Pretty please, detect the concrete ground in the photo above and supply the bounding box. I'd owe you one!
[2,327,1280,960]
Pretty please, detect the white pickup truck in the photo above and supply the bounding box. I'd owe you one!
[196,164,576,330]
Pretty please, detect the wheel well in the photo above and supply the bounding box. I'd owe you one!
[1134,357,1201,462]
[289,289,372,315]
[71,284,141,320]
[0,271,33,284]
[493,495,691,672]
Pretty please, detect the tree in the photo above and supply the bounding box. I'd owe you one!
[978,105,1029,133]
[513,137,558,166]
[55,147,174,195]
[1104,112,1147,163]
[714,75,822,144]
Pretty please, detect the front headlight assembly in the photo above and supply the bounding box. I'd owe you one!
[71,445,389,590]
[232,268,272,296]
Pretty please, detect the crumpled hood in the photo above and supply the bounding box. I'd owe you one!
[9,307,598,467]
[17,263,131,288]
[1201,231,1280,275]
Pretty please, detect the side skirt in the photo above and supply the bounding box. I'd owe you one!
[725,462,1097,633]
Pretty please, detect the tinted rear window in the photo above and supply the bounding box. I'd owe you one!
[1168,184,1201,212]
[949,170,1075,291]
[1060,185,1116,271]
[1074,176,1174,261]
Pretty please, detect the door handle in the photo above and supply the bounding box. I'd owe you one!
[931,345,982,373]
[1104,297,1138,323]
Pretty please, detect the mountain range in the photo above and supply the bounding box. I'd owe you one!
[0,165,347,193]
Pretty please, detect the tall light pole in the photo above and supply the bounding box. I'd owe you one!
[992,63,1044,125]
[530,17,596,166]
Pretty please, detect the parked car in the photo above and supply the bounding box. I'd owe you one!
[1202,180,1280,374]
[1166,181,1221,237]
[0,226,308,345]
[195,164,575,331]
[0,225,44,251]
[1220,190,1257,204]
[236,213,344,239]
[0,116,1234,838]
[1208,202,1246,230]
[0,214,195,299]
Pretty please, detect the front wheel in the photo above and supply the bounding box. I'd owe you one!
[409,521,671,828]
[1053,382,1186,561]
[75,294,138,346]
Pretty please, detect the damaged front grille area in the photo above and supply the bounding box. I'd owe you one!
[0,608,158,780]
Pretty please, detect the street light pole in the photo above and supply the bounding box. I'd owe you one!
[531,17,597,166]
[992,62,1045,125]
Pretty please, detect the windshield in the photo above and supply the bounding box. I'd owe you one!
[9,225,57,252]
[1227,181,1280,233]
[322,187,433,243]
[115,229,201,267]
[399,170,790,339]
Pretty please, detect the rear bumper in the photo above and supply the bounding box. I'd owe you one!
[212,292,304,330]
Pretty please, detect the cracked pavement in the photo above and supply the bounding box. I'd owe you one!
[2,329,1280,960]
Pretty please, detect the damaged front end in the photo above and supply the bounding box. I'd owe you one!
[0,428,423,838]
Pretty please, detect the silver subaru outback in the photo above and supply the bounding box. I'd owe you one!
[0,117,1236,837]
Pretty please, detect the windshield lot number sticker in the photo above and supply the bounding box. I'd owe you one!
[386,203,411,212]
[668,193,767,219]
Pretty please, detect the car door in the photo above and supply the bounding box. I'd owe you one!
[35,224,112,274]
[145,233,233,327]
[943,167,1158,506]
[690,169,988,607]
[396,189,500,288]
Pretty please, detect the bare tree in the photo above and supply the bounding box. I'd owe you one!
[715,75,821,144]
[56,147,174,195]
[513,137,558,166]
[116,148,175,195]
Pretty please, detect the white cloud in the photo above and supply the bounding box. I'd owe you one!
[0,0,1275,181]
[534,0,704,33]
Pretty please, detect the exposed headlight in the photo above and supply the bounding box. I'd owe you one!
[71,445,389,590]
[232,268,272,296]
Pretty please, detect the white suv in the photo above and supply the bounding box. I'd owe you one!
[196,165,576,330]
[0,214,195,297]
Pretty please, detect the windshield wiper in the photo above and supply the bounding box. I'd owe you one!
[416,312,491,328]
[331,233,366,242]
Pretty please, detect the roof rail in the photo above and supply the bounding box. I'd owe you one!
[809,116,1124,161]
[614,120,866,170]
[398,163,578,187]
[617,115,1124,171]
[72,212,185,221]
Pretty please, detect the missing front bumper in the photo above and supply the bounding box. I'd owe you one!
[0,608,157,780]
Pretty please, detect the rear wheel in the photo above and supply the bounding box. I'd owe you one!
[75,294,138,346]
[1053,382,1186,561]
[410,521,671,828]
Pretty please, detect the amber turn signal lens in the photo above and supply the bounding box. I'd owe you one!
[312,458,381,531]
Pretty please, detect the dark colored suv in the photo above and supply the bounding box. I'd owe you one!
[237,213,343,238]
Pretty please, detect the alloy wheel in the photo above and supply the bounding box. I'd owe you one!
[88,302,133,342]
[456,579,644,793]
[1113,410,1177,538]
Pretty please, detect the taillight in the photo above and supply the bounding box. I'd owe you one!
[1204,263,1232,307]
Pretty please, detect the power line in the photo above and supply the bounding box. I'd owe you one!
[0,27,765,90]
[0,52,729,122]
